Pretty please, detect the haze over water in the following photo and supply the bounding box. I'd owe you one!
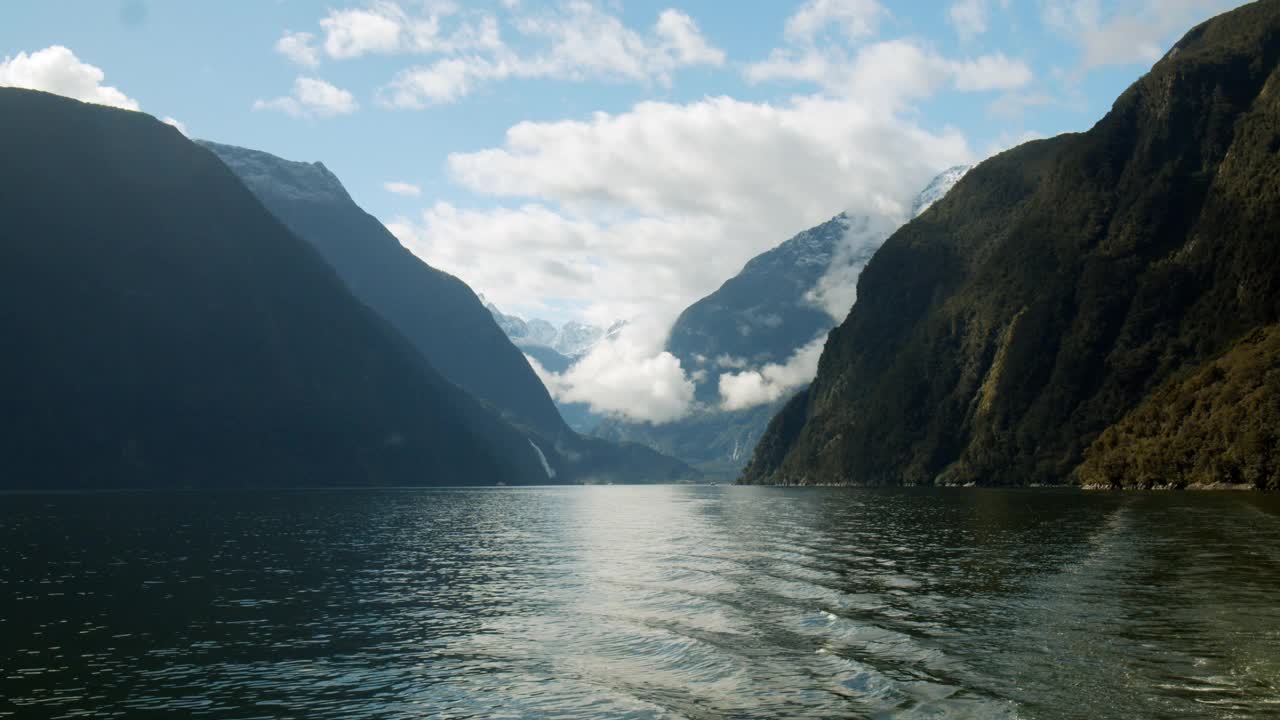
[3,486,1278,719]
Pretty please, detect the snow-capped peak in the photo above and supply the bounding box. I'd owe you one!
[485,301,621,359]
[910,165,971,218]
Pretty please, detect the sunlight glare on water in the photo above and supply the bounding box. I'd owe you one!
[1,486,1278,719]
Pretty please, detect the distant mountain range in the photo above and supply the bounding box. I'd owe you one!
[483,301,624,361]
[743,0,1280,490]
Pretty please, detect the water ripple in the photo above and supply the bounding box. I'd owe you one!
[1,486,1278,719]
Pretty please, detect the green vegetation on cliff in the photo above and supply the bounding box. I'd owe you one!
[1081,325,1280,490]
[742,1,1280,488]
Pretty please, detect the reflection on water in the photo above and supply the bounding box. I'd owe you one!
[1,486,1278,719]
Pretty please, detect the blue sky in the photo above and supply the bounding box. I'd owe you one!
[0,0,1251,419]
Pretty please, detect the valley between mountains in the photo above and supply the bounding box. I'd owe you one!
[1,1,1278,490]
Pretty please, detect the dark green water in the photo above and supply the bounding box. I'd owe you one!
[2,486,1278,719]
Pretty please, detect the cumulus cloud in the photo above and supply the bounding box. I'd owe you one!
[0,46,139,110]
[253,77,359,118]
[718,335,827,411]
[1043,0,1249,71]
[321,3,410,58]
[527,318,695,423]
[785,0,886,43]
[655,9,725,66]
[380,57,495,108]
[384,180,422,196]
[277,2,723,108]
[389,94,969,323]
[276,31,322,67]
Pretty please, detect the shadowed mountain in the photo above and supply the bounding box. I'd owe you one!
[202,141,698,484]
[743,1,1280,489]
[0,88,550,488]
[198,141,564,437]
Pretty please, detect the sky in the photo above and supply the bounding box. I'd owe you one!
[0,0,1252,421]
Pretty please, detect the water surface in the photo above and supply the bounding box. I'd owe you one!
[2,486,1278,719]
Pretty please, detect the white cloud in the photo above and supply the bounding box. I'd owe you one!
[785,0,886,43]
[949,53,1033,91]
[1043,0,1250,71]
[445,95,968,224]
[161,116,188,135]
[313,1,501,61]
[381,56,496,108]
[746,40,1031,105]
[276,31,321,67]
[948,0,988,41]
[379,4,725,107]
[804,213,902,321]
[0,46,139,110]
[527,319,696,423]
[654,9,726,66]
[718,335,827,411]
[321,3,407,58]
[253,77,359,118]
[384,180,422,196]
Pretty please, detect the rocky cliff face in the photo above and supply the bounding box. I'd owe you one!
[742,1,1280,489]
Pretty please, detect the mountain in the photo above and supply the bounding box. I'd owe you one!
[667,212,906,403]
[484,300,622,359]
[200,141,565,437]
[484,300,560,349]
[202,142,698,484]
[910,165,971,218]
[594,168,969,472]
[742,1,1280,490]
[0,88,550,488]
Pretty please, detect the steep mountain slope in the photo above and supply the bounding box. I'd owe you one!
[0,89,549,488]
[594,168,968,471]
[199,142,565,437]
[203,142,698,483]
[1079,325,1280,490]
[743,1,1280,489]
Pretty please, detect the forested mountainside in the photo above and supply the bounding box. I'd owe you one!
[743,1,1280,489]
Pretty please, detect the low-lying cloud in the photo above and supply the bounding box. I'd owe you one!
[718,335,828,411]
[0,46,140,110]
[526,317,695,424]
